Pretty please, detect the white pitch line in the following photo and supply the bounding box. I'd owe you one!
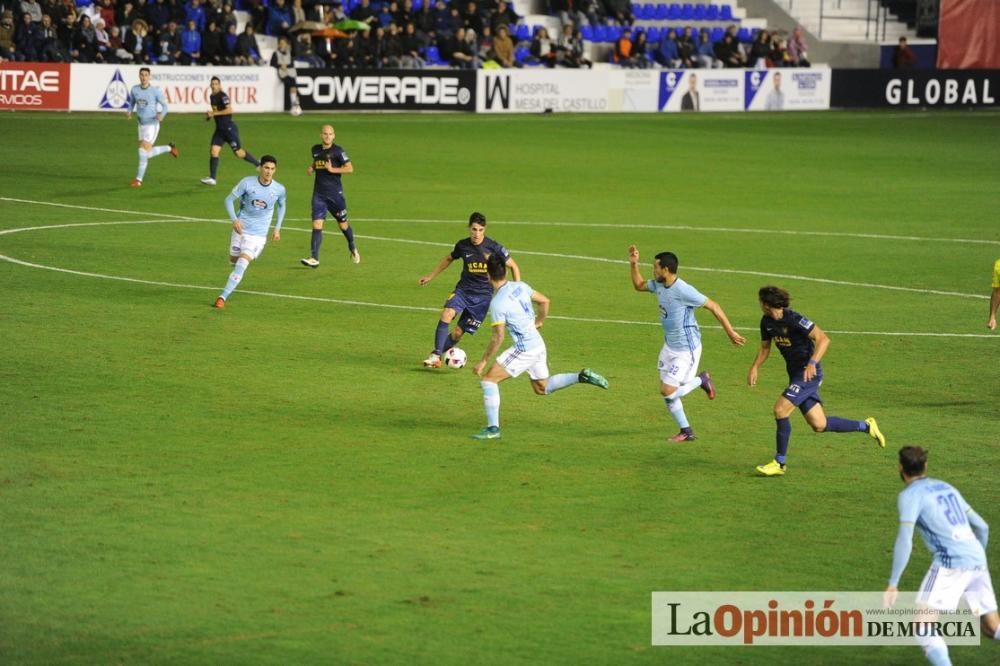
[3,195,997,246]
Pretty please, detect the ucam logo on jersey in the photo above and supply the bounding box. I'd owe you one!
[0,62,70,110]
[295,70,476,111]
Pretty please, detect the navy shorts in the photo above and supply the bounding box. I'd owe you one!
[311,192,348,223]
[211,125,242,151]
[782,371,824,415]
[444,289,490,335]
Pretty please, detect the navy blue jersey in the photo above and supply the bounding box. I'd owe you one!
[210,91,236,130]
[760,308,818,377]
[311,143,350,197]
[451,237,510,297]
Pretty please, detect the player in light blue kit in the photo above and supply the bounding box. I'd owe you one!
[126,67,178,187]
[213,155,286,309]
[884,446,1000,665]
[470,254,608,440]
[629,245,746,442]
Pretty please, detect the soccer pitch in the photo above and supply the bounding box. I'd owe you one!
[1,109,998,664]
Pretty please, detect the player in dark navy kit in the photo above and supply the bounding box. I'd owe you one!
[748,286,886,476]
[300,124,358,268]
[200,76,260,186]
[418,212,521,369]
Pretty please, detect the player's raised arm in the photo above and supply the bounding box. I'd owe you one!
[419,255,454,285]
[702,298,746,346]
[628,245,648,291]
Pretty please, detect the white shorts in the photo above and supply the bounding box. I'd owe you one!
[137,121,160,144]
[658,343,702,387]
[918,565,998,616]
[229,231,267,260]
[496,344,549,381]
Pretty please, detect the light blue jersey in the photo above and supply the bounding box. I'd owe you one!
[489,281,544,352]
[898,478,988,570]
[129,84,168,125]
[225,176,287,237]
[646,277,707,351]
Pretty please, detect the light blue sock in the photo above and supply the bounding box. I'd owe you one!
[481,381,500,428]
[136,148,149,181]
[150,145,171,157]
[544,373,578,394]
[220,257,249,299]
[925,645,951,666]
[665,395,690,429]
[994,625,1000,641]
[674,375,703,399]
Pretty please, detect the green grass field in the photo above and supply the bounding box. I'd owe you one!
[1,109,998,665]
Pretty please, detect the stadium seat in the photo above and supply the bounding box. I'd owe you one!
[636,4,652,19]
[680,3,693,19]
[654,4,669,20]
[514,24,530,41]
[705,3,719,20]
[424,45,446,65]
[719,4,733,20]
[692,4,705,20]
[737,27,750,42]
[668,3,681,19]
[580,24,594,41]
[710,26,723,41]
[647,26,662,43]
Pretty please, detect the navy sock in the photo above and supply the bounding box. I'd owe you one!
[775,418,791,465]
[441,334,458,354]
[433,321,450,355]
[242,151,259,166]
[209,156,219,179]
[310,229,323,259]
[341,224,356,252]
[825,416,865,433]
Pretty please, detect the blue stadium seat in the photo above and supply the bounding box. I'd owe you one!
[636,4,652,19]
[424,45,446,65]
[705,3,719,20]
[719,4,733,20]
[413,0,423,8]
[710,26,723,41]
[515,46,534,65]
[654,4,669,20]
[680,3,693,19]
[515,24,530,41]
[647,26,662,43]
[737,27,750,41]
[580,24,594,41]
[668,3,681,19]
[692,4,705,20]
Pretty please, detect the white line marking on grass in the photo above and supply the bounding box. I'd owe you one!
[1,218,995,339]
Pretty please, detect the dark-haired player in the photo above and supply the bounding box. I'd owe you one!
[126,67,177,187]
[419,212,521,369]
[884,446,1000,665]
[628,244,746,442]
[200,76,260,186]
[300,124,358,268]
[748,285,885,476]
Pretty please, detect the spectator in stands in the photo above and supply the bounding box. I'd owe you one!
[294,31,324,67]
[893,36,917,68]
[219,3,237,33]
[36,13,63,60]
[184,0,205,31]
[748,29,770,68]
[462,1,482,37]
[243,0,267,34]
[201,18,222,63]
[377,3,395,29]
[787,25,809,66]
[331,33,358,68]
[676,26,695,68]
[633,28,652,67]
[0,11,16,61]
[552,0,586,31]
[71,14,97,61]
[383,22,404,67]
[147,0,170,35]
[265,0,291,36]
[351,0,378,27]
[400,21,424,67]
[109,24,130,62]
[97,0,115,28]
[21,0,42,23]
[125,18,151,62]
[157,19,181,63]
[613,26,632,66]
[476,24,493,61]
[655,28,679,68]
[714,31,742,68]
[446,24,477,67]
[769,36,789,66]
[220,19,238,62]
[681,71,699,111]
[603,0,632,26]
[94,16,111,60]
[490,22,513,66]
[359,24,382,65]
[179,17,199,62]
[290,0,306,30]
[490,0,517,35]
[42,0,65,28]
[271,35,301,110]
[15,11,37,59]
[118,2,141,31]
[236,21,262,64]
[395,0,414,28]
[530,25,557,67]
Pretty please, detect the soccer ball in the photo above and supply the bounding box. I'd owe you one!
[443,347,467,369]
[290,105,303,117]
